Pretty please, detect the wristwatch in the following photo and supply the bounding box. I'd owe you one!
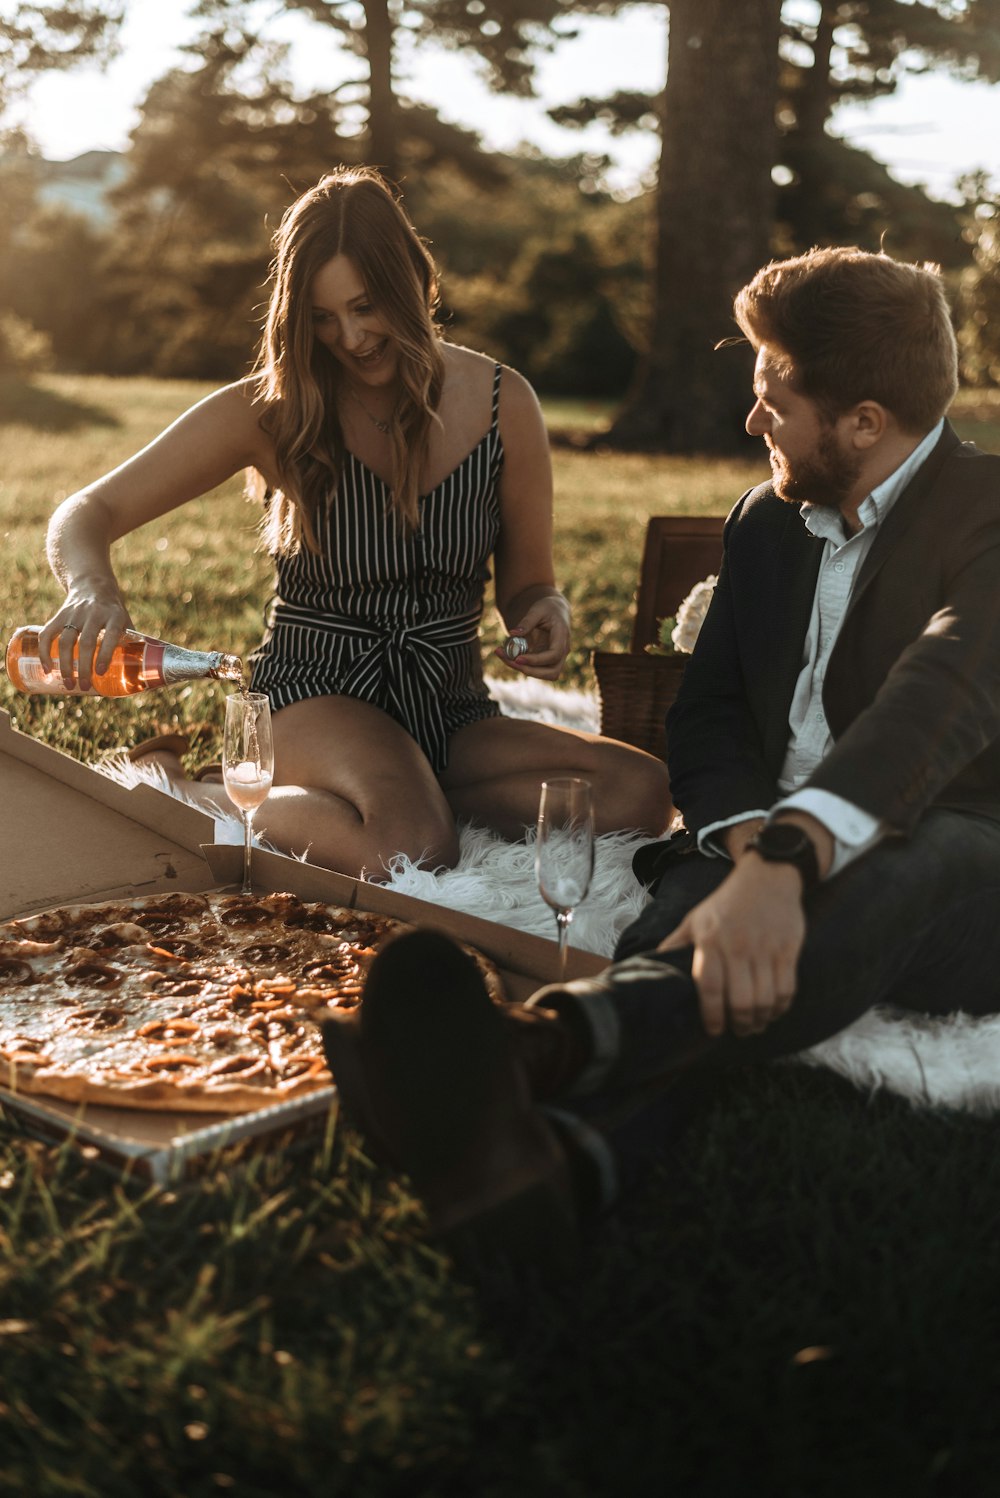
[745,822,820,890]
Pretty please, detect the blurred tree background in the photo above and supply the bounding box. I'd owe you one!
[1,0,999,449]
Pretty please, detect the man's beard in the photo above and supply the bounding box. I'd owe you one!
[768,427,862,509]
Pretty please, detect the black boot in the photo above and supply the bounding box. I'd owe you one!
[321,929,579,1278]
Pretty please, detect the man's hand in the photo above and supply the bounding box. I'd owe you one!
[657,857,807,1038]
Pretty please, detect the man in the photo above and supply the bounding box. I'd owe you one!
[322,247,1000,1271]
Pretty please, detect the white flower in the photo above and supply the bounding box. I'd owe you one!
[670,574,718,654]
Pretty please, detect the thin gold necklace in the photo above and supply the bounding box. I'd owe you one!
[347,384,394,435]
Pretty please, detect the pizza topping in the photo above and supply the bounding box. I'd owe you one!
[205,1024,240,1045]
[255,976,297,995]
[208,1054,268,1078]
[87,1006,126,1031]
[302,960,348,983]
[146,939,201,961]
[143,1054,200,1072]
[292,987,341,1008]
[219,900,276,926]
[133,912,190,937]
[283,1057,327,1080]
[137,1018,202,1041]
[290,909,344,933]
[0,959,35,986]
[65,961,122,988]
[242,943,292,964]
[248,1008,298,1034]
[149,974,213,998]
[102,922,150,944]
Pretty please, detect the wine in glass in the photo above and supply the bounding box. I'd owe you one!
[222,692,274,896]
[535,777,595,981]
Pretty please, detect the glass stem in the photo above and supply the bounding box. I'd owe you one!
[241,809,255,895]
[555,910,573,982]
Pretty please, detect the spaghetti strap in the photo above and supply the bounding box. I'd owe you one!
[491,363,503,429]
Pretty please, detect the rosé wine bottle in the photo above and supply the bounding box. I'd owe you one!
[4,626,243,698]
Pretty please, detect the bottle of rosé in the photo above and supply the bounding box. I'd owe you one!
[4,626,244,698]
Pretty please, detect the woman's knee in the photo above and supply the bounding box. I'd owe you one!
[592,744,673,834]
[368,802,461,870]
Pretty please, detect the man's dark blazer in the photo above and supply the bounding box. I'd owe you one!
[663,421,1000,842]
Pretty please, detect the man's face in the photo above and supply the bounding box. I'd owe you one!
[745,348,862,509]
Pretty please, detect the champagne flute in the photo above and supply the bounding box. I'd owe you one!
[222,692,274,896]
[535,777,595,981]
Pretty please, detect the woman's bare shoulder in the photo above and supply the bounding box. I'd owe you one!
[190,377,276,465]
[441,341,493,385]
[203,374,269,419]
[441,343,540,417]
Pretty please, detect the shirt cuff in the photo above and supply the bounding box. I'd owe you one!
[772,788,883,877]
[697,810,769,860]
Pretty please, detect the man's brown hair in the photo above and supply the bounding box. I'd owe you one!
[733,246,958,433]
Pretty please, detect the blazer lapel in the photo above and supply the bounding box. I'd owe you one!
[845,422,961,620]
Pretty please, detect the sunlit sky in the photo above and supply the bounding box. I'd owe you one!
[9,0,1000,202]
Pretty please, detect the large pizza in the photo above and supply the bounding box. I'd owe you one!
[0,890,503,1115]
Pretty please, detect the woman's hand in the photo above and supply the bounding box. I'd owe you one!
[38,380,274,690]
[494,591,571,680]
[38,586,133,692]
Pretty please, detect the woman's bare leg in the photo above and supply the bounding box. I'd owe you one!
[143,696,461,877]
[440,718,673,840]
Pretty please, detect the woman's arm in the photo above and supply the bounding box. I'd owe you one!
[492,367,571,681]
[42,380,276,689]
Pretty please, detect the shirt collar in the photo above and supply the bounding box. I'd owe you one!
[801,418,945,544]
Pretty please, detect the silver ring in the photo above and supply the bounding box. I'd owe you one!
[504,634,529,661]
[63,624,81,633]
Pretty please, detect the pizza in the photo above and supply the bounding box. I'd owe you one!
[0,890,504,1115]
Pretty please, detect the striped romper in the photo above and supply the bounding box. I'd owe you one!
[248,364,504,773]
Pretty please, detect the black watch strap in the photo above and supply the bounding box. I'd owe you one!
[745,822,820,890]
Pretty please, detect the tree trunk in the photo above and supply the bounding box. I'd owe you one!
[783,0,837,245]
[605,0,782,453]
[363,0,399,185]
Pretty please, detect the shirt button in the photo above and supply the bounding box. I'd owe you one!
[834,562,846,573]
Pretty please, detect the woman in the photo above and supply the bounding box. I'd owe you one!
[40,167,670,876]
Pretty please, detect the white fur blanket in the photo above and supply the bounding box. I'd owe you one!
[99,676,1000,1118]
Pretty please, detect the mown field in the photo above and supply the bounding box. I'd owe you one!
[2,374,1000,1498]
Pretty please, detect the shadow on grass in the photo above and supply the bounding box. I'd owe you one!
[0,376,120,432]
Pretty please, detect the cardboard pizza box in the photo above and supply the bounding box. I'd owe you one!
[0,710,216,919]
[0,712,608,1180]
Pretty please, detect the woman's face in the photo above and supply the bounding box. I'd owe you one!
[309,254,398,387]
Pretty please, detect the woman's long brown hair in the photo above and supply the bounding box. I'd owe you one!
[249,167,445,553]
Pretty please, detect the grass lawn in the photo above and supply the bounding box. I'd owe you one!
[2,374,1000,1497]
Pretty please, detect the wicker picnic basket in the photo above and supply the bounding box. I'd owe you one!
[593,515,725,763]
[592,650,687,763]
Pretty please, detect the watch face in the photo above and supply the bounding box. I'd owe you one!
[750,822,820,888]
[760,824,810,855]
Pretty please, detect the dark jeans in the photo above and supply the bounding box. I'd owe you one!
[550,809,1000,1194]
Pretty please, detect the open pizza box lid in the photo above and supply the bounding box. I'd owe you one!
[0,712,606,1180]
